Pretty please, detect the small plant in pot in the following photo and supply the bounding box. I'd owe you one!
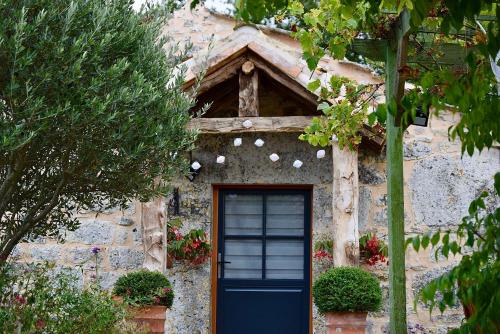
[313,266,382,334]
[113,270,174,334]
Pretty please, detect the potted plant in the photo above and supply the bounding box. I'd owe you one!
[312,267,382,334]
[113,270,174,334]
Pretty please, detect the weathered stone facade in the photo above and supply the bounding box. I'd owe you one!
[358,112,499,334]
[11,4,500,334]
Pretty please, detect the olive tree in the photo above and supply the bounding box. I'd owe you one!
[0,0,196,260]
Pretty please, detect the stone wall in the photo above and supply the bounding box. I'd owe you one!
[11,114,499,334]
[359,112,499,334]
[11,202,145,291]
[165,132,334,333]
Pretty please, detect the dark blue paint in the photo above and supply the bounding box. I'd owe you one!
[217,189,311,334]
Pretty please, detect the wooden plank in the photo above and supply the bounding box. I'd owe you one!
[238,61,259,117]
[188,116,313,133]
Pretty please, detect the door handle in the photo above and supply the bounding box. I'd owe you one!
[217,253,231,264]
[217,253,230,279]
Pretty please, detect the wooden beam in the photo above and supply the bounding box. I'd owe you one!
[188,116,314,133]
[188,117,386,150]
[238,61,259,117]
[350,39,472,65]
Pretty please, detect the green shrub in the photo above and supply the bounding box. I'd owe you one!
[0,262,126,334]
[312,266,382,314]
[113,270,174,307]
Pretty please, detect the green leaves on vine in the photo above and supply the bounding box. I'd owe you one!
[406,173,500,333]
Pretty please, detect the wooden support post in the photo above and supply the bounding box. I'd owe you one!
[141,197,166,273]
[239,61,259,117]
[386,8,410,334]
[331,143,359,266]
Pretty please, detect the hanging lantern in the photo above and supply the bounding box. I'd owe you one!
[234,138,242,146]
[411,105,429,127]
[293,160,303,168]
[254,139,264,147]
[216,156,225,164]
[269,153,280,162]
[242,120,253,128]
[316,150,326,159]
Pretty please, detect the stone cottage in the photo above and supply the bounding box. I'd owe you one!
[12,3,499,334]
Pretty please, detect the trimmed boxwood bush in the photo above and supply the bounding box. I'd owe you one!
[312,266,382,314]
[113,270,174,308]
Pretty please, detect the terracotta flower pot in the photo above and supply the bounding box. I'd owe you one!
[131,305,167,334]
[325,311,368,334]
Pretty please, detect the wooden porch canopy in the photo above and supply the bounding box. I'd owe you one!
[182,25,385,150]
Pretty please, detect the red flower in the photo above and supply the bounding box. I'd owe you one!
[35,319,46,329]
[14,294,26,305]
[154,297,161,305]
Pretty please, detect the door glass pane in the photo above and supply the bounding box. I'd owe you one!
[224,240,262,279]
[266,195,304,236]
[225,194,263,235]
[266,240,303,279]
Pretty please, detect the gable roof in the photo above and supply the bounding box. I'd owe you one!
[167,4,385,150]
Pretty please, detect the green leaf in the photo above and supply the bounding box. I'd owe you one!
[307,79,321,92]
[412,236,421,252]
[431,232,441,246]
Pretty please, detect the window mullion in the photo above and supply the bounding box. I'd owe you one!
[262,194,267,280]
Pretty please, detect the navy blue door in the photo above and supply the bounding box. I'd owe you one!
[216,189,311,334]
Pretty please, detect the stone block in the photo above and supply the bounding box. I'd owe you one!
[409,153,498,228]
[67,220,114,245]
[99,271,123,290]
[358,186,371,231]
[132,227,143,245]
[114,230,129,244]
[118,217,134,226]
[404,139,432,160]
[71,247,106,269]
[31,245,61,262]
[109,247,144,270]
[359,162,386,185]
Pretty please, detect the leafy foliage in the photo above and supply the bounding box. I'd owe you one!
[0,262,126,334]
[312,266,382,313]
[406,173,500,334]
[113,270,174,308]
[0,0,196,259]
[167,218,211,266]
[360,232,389,266]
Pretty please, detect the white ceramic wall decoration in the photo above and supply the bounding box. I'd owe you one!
[269,153,280,162]
[191,161,201,170]
[254,139,264,147]
[293,160,303,168]
[316,150,326,159]
[234,138,242,146]
[216,156,225,164]
[242,120,253,128]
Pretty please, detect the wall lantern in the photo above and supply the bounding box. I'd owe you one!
[411,105,429,127]
[186,152,202,182]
